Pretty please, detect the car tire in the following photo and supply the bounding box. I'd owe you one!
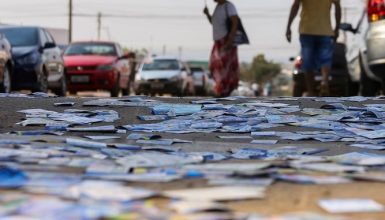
[347,78,360,96]
[121,88,129,96]
[110,76,120,97]
[0,65,12,93]
[292,73,305,97]
[53,74,67,97]
[36,69,48,93]
[360,57,380,96]
[293,82,304,97]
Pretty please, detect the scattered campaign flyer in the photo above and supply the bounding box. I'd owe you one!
[164,186,265,201]
[319,198,384,213]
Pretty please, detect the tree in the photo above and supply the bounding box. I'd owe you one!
[241,54,281,83]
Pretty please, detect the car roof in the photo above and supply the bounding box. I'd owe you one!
[70,41,117,45]
[0,25,41,30]
[152,56,180,61]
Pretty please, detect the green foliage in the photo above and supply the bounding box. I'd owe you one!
[241,54,281,83]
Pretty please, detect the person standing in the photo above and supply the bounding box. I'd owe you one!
[286,0,341,96]
[204,0,240,97]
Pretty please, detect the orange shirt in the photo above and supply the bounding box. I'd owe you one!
[299,0,339,36]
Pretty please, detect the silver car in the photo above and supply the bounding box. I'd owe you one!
[340,0,385,96]
[134,57,195,96]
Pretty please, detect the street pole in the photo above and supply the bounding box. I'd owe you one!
[97,12,102,40]
[68,0,73,43]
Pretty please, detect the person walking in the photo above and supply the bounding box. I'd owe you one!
[286,0,341,96]
[203,0,240,97]
[127,52,138,95]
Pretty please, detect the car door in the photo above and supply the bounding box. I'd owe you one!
[114,43,130,89]
[41,29,64,83]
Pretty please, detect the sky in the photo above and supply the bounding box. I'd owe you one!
[0,0,364,63]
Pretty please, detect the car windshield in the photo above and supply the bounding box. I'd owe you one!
[64,43,117,56]
[142,59,179,71]
[0,28,38,47]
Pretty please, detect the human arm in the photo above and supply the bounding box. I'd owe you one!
[333,0,342,41]
[203,7,212,24]
[286,0,301,43]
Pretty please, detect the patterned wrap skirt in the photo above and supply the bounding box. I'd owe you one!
[209,37,240,97]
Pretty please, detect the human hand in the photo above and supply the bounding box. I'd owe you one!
[203,7,209,15]
[222,40,233,52]
[334,29,340,42]
[286,28,292,43]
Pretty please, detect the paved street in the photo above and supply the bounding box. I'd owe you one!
[0,95,385,219]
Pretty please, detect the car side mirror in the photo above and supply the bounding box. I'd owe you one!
[44,42,56,49]
[118,54,129,60]
[339,23,356,34]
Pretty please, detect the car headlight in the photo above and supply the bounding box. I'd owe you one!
[19,52,40,64]
[170,75,181,82]
[135,73,142,81]
[97,64,114,71]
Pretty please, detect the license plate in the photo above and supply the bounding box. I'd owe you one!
[71,75,89,83]
[151,82,164,89]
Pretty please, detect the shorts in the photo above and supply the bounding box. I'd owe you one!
[300,34,334,72]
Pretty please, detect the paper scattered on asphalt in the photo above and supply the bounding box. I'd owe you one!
[319,198,384,213]
[164,186,265,201]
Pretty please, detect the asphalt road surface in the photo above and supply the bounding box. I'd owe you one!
[0,95,385,219]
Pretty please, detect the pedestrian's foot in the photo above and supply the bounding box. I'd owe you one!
[319,82,330,97]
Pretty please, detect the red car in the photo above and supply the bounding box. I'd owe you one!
[63,41,130,97]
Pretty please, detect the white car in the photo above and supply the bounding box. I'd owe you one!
[231,81,254,97]
[340,0,385,96]
[135,57,195,96]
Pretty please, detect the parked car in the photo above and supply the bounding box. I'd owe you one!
[63,41,130,97]
[339,0,385,96]
[0,26,66,95]
[231,81,254,97]
[134,57,195,96]
[190,66,208,96]
[291,43,352,97]
[0,34,13,93]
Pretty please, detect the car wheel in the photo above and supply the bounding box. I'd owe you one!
[347,78,359,96]
[0,65,12,93]
[360,58,380,96]
[292,73,305,97]
[121,88,129,96]
[36,69,48,93]
[53,74,67,97]
[292,82,304,97]
[110,76,120,97]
